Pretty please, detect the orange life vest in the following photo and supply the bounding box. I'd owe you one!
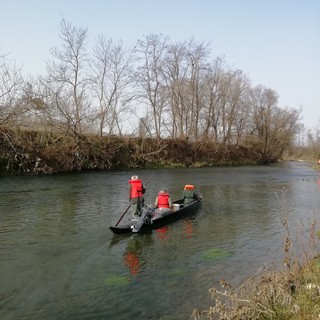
[157,192,170,208]
[129,179,143,198]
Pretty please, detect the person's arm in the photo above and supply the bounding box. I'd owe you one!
[154,197,158,207]
[168,197,172,208]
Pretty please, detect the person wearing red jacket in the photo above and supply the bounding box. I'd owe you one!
[154,189,172,209]
[129,175,145,219]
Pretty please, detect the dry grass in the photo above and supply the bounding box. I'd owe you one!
[192,189,320,320]
[192,264,320,320]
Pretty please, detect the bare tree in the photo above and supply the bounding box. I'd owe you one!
[92,36,135,137]
[220,69,250,145]
[200,59,241,144]
[303,122,320,159]
[200,57,226,142]
[162,41,188,139]
[233,82,252,145]
[135,34,170,139]
[0,54,25,129]
[249,85,301,162]
[269,106,301,159]
[43,18,91,135]
[163,39,211,141]
[184,39,210,142]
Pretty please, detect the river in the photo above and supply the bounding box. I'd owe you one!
[1,161,320,320]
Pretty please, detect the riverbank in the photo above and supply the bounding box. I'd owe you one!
[192,257,320,319]
[0,129,262,175]
[192,210,320,319]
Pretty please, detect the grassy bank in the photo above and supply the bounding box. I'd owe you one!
[192,196,320,320]
[192,259,320,320]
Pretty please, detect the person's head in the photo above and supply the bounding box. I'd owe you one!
[159,188,167,193]
[131,175,138,180]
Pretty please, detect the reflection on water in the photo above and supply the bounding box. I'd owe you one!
[122,234,154,276]
[1,162,320,319]
[155,225,169,240]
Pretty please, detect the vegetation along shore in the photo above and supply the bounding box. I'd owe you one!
[1,19,320,175]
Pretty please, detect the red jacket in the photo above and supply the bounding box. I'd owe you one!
[129,179,144,199]
[157,192,171,208]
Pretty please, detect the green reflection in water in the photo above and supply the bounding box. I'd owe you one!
[104,274,130,286]
[170,267,188,277]
[201,248,232,260]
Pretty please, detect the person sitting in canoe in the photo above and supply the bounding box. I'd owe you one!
[182,184,199,205]
[154,188,173,216]
[129,175,145,220]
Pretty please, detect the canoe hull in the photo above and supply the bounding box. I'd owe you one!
[109,198,201,234]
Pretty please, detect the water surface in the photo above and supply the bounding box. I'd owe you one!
[1,162,320,319]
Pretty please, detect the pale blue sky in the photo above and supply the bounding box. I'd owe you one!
[1,0,319,129]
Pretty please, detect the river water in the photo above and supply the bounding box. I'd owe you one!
[1,161,320,320]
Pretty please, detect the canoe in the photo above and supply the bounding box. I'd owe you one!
[109,197,202,234]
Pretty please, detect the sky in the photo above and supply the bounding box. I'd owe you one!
[1,0,319,130]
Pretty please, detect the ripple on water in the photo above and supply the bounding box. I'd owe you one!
[1,164,320,320]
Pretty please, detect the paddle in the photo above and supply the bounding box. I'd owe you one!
[114,171,155,226]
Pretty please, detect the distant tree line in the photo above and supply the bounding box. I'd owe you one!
[1,18,319,174]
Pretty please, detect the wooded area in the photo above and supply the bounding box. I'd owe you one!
[1,19,319,175]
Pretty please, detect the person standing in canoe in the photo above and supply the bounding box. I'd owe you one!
[129,175,145,220]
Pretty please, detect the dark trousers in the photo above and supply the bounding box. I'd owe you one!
[131,197,144,218]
